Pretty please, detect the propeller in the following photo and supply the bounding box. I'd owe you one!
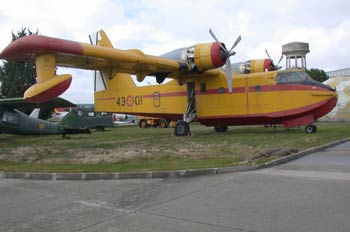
[265,49,283,70]
[209,28,241,93]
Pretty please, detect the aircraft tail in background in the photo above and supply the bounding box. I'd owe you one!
[89,29,114,48]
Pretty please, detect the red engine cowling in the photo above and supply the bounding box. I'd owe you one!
[160,42,227,72]
[191,42,226,71]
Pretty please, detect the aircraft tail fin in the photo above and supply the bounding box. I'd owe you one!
[89,30,114,48]
[29,108,40,118]
[89,29,119,92]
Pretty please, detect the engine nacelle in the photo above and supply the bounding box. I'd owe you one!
[161,42,227,72]
[232,59,275,74]
[191,42,226,71]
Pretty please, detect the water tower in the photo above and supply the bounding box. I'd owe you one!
[282,42,310,69]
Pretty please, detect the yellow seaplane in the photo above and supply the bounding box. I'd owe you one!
[0,30,337,136]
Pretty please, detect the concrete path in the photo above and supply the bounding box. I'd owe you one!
[1,142,350,232]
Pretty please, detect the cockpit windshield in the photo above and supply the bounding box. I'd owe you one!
[276,71,313,83]
[275,70,335,91]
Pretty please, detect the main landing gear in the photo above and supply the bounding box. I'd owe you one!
[214,125,228,132]
[305,124,317,133]
[174,82,196,136]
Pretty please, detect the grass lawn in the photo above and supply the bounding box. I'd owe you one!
[0,122,349,173]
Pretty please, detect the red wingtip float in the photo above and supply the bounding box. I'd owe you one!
[23,74,72,103]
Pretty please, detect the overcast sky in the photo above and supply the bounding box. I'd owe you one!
[0,0,349,103]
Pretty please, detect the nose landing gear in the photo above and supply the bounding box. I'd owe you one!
[305,124,317,133]
[174,120,191,136]
[173,82,196,136]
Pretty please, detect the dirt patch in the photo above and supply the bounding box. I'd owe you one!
[0,142,298,165]
[251,148,299,160]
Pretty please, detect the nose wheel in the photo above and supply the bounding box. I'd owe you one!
[174,121,191,136]
[305,124,317,133]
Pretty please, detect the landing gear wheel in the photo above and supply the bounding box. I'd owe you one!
[139,119,147,128]
[311,125,317,133]
[214,125,228,132]
[159,119,168,128]
[305,124,317,133]
[174,120,190,136]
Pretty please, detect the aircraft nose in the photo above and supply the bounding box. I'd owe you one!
[323,83,338,99]
[334,90,338,100]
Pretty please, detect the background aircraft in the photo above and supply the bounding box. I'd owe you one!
[0,97,91,136]
[0,30,337,136]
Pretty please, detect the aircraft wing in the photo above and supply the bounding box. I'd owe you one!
[0,30,229,103]
[0,97,76,112]
[0,33,189,80]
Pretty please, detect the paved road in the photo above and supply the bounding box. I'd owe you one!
[1,142,350,232]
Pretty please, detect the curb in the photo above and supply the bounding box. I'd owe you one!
[0,138,348,181]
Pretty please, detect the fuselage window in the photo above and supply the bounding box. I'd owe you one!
[200,83,206,92]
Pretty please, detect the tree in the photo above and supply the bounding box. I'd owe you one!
[306,68,329,83]
[0,28,38,98]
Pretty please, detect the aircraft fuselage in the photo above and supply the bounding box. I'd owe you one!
[94,69,337,129]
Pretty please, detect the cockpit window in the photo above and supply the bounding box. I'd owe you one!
[297,72,314,81]
[275,70,334,91]
[276,71,313,83]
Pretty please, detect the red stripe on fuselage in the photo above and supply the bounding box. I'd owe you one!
[143,91,187,98]
[95,97,116,101]
[248,84,329,92]
[95,84,331,102]
[195,87,246,95]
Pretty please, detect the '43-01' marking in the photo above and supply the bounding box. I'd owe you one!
[116,95,143,107]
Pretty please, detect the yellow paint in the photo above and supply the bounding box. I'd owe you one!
[95,73,187,115]
[35,53,56,82]
[24,74,72,100]
[8,31,335,121]
[250,59,266,73]
[80,43,180,76]
[94,69,337,119]
[194,43,214,71]
[97,30,113,48]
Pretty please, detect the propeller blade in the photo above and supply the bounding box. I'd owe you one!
[209,28,220,43]
[225,59,233,93]
[265,49,272,60]
[276,54,284,66]
[229,35,242,52]
[209,28,227,51]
